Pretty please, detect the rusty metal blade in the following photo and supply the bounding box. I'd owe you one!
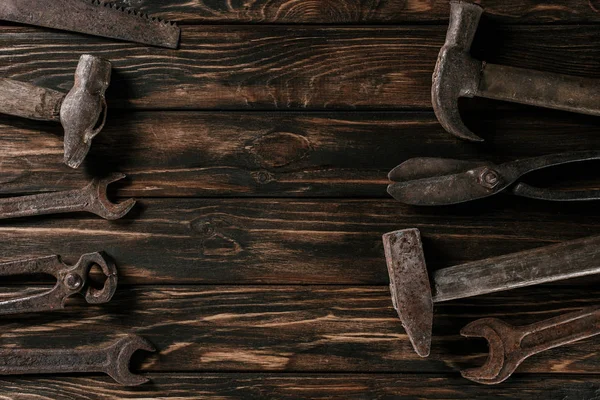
[0,0,180,49]
[388,158,487,182]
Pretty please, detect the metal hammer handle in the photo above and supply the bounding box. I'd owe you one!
[0,78,64,121]
[479,64,600,118]
[433,234,600,302]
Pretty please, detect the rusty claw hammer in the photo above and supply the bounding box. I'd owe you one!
[432,1,600,142]
[0,54,111,168]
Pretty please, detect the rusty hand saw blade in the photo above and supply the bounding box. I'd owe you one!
[0,0,180,49]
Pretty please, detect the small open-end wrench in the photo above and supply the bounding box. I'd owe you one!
[460,306,600,384]
[0,173,135,220]
[0,334,154,386]
[0,252,117,315]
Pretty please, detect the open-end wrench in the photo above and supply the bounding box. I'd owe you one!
[0,334,154,386]
[0,173,135,220]
[460,307,600,384]
[0,252,117,315]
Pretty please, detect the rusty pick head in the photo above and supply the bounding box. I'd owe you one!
[105,335,155,386]
[432,1,485,142]
[382,228,433,357]
[85,173,136,220]
[61,54,112,169]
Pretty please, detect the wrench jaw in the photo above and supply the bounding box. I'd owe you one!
[460,318,513,384]
[105,335,155,386]
[87,173,136,220]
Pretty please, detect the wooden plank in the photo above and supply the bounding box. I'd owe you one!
[1,373,599,399]
[1,286,599,374]
[0,198,597,284]
[105,0,600,24]
[0,25,597,110]
[0,110,598,197]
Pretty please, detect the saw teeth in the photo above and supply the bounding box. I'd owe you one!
[89,0,178,26]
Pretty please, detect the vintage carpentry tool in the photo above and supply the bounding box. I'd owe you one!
[461,306,600,384]
[0,334,154,386]
[382,228,600,357]
[0,252,116,315]
[387,151,600,206]
[432,1,600,142]
[0,173,135,220]
[0,54,111,168]
[0,0,180,49]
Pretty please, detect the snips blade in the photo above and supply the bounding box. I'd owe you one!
[387,157,512,206]
[0,0,180,49]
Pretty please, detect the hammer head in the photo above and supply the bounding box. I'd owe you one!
[60,54,111,168]
[382,228,433,357]
[432,1,485,142]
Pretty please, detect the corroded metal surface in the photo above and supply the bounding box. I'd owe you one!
[0,54,111,168]
[61,55,112,168]
[461,307,600,384]
[383,229,433,357]
[383,229,600,357]
[0,0,180,49]
[432,1,600,142]
[0,173,135,220]
[0,252,117,314]
[0,335,154,386]
[387,151,600,206]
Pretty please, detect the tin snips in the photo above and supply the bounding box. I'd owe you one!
[0,252,117,315]
[387,151,600,206]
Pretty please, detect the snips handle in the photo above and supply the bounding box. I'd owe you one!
[508,150,600,202]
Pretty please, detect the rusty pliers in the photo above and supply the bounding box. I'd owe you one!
[0,252,117,315]
[388,151,600,205]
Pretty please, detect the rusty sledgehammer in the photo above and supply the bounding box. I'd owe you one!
[432,1,600,142]
[382,228,600,357]
[0,54,111,168]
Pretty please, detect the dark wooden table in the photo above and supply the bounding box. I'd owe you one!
[0,1,599,398]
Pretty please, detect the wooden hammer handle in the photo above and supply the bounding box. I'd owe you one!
[0,78,64,122]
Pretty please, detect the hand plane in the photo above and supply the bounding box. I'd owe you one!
[0,0,180,49]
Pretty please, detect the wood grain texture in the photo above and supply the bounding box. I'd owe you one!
[0,110,598,197]
[0,374,599,399]
[0,286,598,374]
[0,25,598,110]
[104,0,600,24]
[0,198,597,284]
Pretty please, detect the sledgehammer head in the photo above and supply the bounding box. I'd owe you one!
[432,1,485,142]
[60,55,111,168]
[382,228,433,357]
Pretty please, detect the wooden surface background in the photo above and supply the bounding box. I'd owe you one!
[0,0,599,398]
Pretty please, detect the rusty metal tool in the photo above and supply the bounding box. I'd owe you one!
[0,334,154,386]
[0,0,180,49]
[0,252,117,315]
[432,1,600,142]
[387,151,600,206]
[0,54,111,168]
[0,173,135,220]
[461,306,600,384]
[382,228,600,357]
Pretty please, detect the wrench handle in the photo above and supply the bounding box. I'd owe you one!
[0,347,109,375]
[518,306,600,358]
[0,186,91,219]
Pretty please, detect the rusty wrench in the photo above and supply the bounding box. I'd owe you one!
[0,252,117,315]
[0,334,154,386]
[0,173,135,220]
[460,307,600,384]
